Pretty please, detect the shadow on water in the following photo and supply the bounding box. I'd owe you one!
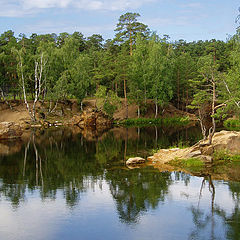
[0,126,239,239]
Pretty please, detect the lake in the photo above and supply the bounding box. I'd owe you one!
[0,126,239,240]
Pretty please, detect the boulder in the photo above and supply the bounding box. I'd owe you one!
[211,131,240,154]
[147,130,240,166]
[200,145,214,155]
[126,157,145,165]
[68,115,83,126]
[198,155,213,163]
[69,111,112,130]
[0,122,23,139]
[186,150,202,158]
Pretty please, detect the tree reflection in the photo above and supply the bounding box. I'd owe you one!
[214,182,240,240]
[0,126,201,215]
[106,168,171,224]
[189,176,240,240]
[189,175,217,240]
[0,129,104,208]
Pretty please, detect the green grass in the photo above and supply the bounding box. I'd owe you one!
[114,116,190,127]
[169,157,204,172]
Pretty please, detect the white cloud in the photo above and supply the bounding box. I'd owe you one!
[0,0,157,17]
[21,0,73,9]
[23,20,115,36]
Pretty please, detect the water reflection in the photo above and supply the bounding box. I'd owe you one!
[106,168,171,224]
[0,127,239,240]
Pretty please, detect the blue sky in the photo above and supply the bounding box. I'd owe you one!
[0,0,239,42]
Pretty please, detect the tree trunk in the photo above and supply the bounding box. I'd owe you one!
[137,105,140,118]
[129,31,133,56]
[124,78,128,119]
[144,82,147,105]
[80,101,83,111]
[115,82,118,95]
[20,58,35,122]
[208,80,216,145]
[124,128,128,162]
[155,99,158,119]
[198,109,207,140]
[155,125,158,147]
[177,68,180,109]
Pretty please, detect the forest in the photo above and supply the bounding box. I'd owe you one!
[1,12,240,125]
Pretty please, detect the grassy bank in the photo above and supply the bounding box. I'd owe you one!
[114,116,190,127]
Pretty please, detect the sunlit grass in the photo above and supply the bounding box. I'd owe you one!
[115,116,190,127]
[169,157,204,172]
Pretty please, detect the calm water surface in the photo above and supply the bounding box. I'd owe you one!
[0,126,239,240]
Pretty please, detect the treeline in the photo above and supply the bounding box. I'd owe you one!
[0,12,240,122]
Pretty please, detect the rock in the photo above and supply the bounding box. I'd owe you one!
[198,155,213,163]
[147,156,155,161]
[147,130,240,166]
[68,115,83,126]
[212,131,240,154]
[0,122,23,139]
[186,150,202,158]
[200,145,214,155]
[31,124,42,128]
[68,111,112,130]
[95,112,112,129]
[126,157,145,165]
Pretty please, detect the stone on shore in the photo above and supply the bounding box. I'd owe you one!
[126,157,145,165]
[0,122,23,139]
[148,130,240,165]
[67,110,113,130]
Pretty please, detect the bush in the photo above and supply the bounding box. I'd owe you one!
[224,119,240,130]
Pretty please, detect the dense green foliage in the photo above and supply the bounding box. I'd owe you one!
[1,12,240,122]
[224,118,240,130]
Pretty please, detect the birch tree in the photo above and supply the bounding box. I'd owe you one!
[14,48,47,122]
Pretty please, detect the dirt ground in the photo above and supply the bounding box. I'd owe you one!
[0,102,30,123]
[0,99,196,123]
[113,99,196,120]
